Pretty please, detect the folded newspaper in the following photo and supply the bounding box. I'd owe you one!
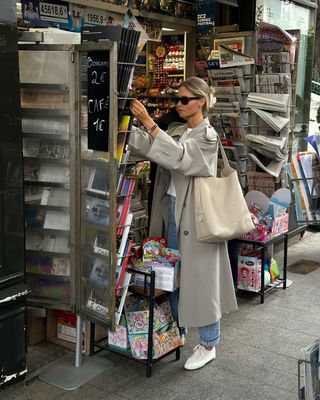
[248,153,286,177]
[251,108,290,132]
[248,92,290,112]
[246,134,287,161]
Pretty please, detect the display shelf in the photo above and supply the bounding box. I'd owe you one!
[20,83,69,90]
[19,44,75,308]
[232,232,288,304]
[26,272,70,282]
[24,181,70,189]
[26,247,69,255]
[23,157,70,165]
[93,268,181,378]
[22,133,69,141]
[24,204,69,212]
[21,108,69,117]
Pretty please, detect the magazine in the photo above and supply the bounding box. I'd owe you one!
[218,44,254,69]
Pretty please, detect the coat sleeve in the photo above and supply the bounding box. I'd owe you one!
[128,126,154,157]
[146,125,218,177]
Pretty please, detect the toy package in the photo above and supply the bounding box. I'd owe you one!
[124,295,181,360]
[133,241,181,291]
[126,298,173,334]
[241,189,290,241]
[108,315,130,351]
[129,321,182,360]
[237,255,262,292]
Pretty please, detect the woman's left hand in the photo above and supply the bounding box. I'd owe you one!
[130,99,150,125]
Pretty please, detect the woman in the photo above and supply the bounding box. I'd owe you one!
[129,77,238,371]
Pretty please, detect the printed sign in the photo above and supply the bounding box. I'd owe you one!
[87,51,110,152]
[196,0,215,37]
[21,0,122,31]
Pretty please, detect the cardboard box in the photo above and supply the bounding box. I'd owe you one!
[56,310,77,344]
[237,255,262,292]
[27,316,46,345]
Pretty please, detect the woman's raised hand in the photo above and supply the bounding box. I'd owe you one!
[130,99,150,125]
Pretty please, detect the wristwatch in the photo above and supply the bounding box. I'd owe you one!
[146,123,158,134]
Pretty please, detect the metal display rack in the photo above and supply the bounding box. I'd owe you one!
[92,268,181,378]
[298,353,320,399]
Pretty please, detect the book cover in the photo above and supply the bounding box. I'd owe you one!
[24,186,43,204]
[117,212,133,267]
[117,114,131,163]
[114,271,132,325]
[117,196,132,235]
[93,230,109,257]
[43,211,70,231]
[87,169,110,195]
[24,164,40,181]
[116,239,133,296]
[25,209,46,228]
[89,259,109,288]
[86,198,110,225]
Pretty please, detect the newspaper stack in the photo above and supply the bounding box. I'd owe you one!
[246,134,288,177]
[247,92,290,112]
[246,134,287,161]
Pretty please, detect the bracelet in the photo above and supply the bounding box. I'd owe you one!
[147,123,158,134]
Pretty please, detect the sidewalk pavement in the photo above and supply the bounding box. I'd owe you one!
[2,229,320,400]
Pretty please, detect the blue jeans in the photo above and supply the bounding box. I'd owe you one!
[166,195,220,346]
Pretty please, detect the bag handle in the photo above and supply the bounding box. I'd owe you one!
[217,135,231,169]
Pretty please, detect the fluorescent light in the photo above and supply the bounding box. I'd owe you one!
[162,28,176,31]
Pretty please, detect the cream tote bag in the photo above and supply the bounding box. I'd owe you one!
[194,138,254,242]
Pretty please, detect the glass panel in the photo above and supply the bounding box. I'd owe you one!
[77,46,116,325]
[0,24,24,283]
[0,146,24,281]
[19,46,72,304]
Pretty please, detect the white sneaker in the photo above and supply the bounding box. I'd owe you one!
[184,344,216,370]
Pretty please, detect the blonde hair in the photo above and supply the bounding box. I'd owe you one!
[179,77,216,116]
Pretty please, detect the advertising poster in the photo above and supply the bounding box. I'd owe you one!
[196,0,215,37]
[21,0,123,31]
[21,0,70,29]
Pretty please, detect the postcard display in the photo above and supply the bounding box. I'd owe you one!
[19,43,119,351]
[79,27,182,377]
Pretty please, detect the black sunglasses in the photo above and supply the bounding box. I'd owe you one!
[176,96,201,105]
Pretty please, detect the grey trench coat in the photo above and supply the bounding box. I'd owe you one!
[129,118,238,327]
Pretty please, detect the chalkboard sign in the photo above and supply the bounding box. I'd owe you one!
[87,50,110,151]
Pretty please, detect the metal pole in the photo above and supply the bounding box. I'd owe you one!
[75,315,82,368]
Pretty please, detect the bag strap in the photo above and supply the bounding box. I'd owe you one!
[217,135,230,169]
